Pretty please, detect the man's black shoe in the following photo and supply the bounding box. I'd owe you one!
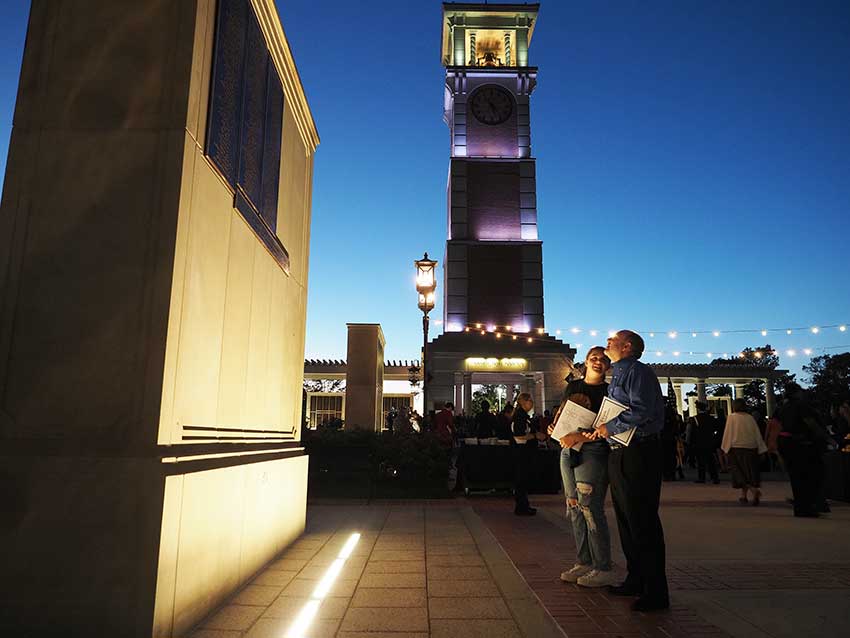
[608,583,641,596]
[693,480,705,484]
[514,508,536,516]
[794,512,820,518]
[632,596,670,612]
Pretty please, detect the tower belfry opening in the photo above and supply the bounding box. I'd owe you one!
[427,3,575,416]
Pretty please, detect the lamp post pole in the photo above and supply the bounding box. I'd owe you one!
[414,252,437,417]
[422,312,430,415]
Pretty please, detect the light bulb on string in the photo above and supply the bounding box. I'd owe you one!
[811,327,819,334]
[712,331,720,337]
[761,330,767,336]
[668,331,677,339]
[840,325,847,332]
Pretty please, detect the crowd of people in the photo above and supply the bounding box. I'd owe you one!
[430,329,848,613]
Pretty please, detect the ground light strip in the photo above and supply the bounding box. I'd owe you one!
[285,532,361,638]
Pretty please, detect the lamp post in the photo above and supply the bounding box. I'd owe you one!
[414,252,437,415]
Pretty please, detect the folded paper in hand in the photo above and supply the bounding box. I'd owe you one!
[592,397,635,446]
[550,400,597,450]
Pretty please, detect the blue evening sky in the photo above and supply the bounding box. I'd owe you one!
[1,1,848,380]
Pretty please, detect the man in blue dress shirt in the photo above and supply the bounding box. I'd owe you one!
[595,330,669,611]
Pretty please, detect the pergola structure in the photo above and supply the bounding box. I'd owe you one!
[653,363,789,417]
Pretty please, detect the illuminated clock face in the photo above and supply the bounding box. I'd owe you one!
[469,86,513,125]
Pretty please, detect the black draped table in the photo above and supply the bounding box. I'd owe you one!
[458,442,561,495]
[824,450,850,502]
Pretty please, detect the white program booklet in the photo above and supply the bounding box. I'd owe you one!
[592,397,636,446]
[550,400,597,450]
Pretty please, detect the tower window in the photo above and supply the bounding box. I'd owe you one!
[467,30,516,67]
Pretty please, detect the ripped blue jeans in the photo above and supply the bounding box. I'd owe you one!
[560,443,612,571]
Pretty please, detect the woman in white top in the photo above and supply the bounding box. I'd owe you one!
[721,399,768,506]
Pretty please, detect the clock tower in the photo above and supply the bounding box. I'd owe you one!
[440,2,543,334]
[426,3,575,415]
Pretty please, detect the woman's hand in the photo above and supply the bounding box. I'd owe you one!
[558,432,583,448]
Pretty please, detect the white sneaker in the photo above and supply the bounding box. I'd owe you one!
[560,564,593,583]
[577,569,620,588]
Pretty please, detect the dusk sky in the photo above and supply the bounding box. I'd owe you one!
[1,1,849,380]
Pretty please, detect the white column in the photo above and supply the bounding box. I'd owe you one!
[765,379,776,417]
[453,372,464,411]
[462,373,473,415]
[696,380,707,403]
[673,383,683,416]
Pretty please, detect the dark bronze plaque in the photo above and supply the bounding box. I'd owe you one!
[261,67,284,231]
[237,11,268,211]
[207,0,248,187]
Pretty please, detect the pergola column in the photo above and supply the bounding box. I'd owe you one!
[673,383,684,416]
[734,384,747,400]
[453,372,464,411]
[696,379,707,403]
[765,378,776,417]
[462,372,473,415]
[533,372,545,415]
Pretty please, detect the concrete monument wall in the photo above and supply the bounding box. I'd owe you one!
[0,1,318,635]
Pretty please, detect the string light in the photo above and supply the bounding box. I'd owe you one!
[449,321,849,360]
[456,321,849,338]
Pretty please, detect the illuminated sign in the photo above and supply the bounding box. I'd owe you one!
[465,357,528,372]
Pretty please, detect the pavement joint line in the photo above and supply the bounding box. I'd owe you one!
[460,506,568,638]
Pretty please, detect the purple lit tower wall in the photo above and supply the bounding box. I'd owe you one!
[440,3,544,335]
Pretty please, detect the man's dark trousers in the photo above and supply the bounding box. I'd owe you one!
[695,447,719,483]
[609,438,669,602]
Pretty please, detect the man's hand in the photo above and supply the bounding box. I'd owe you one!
[595,423,609,439]
[547,423,556,436]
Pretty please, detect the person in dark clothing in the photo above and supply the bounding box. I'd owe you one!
[512,392,541,516]
[777,383,830,517]
[475,399,498,438]
[594,330,669,612]
[689,402,720,484]
[661,405,679,481]
[495,404,514,439]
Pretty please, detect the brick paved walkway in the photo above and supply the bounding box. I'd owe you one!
[187,480,850,638]
[474,501,732,638]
